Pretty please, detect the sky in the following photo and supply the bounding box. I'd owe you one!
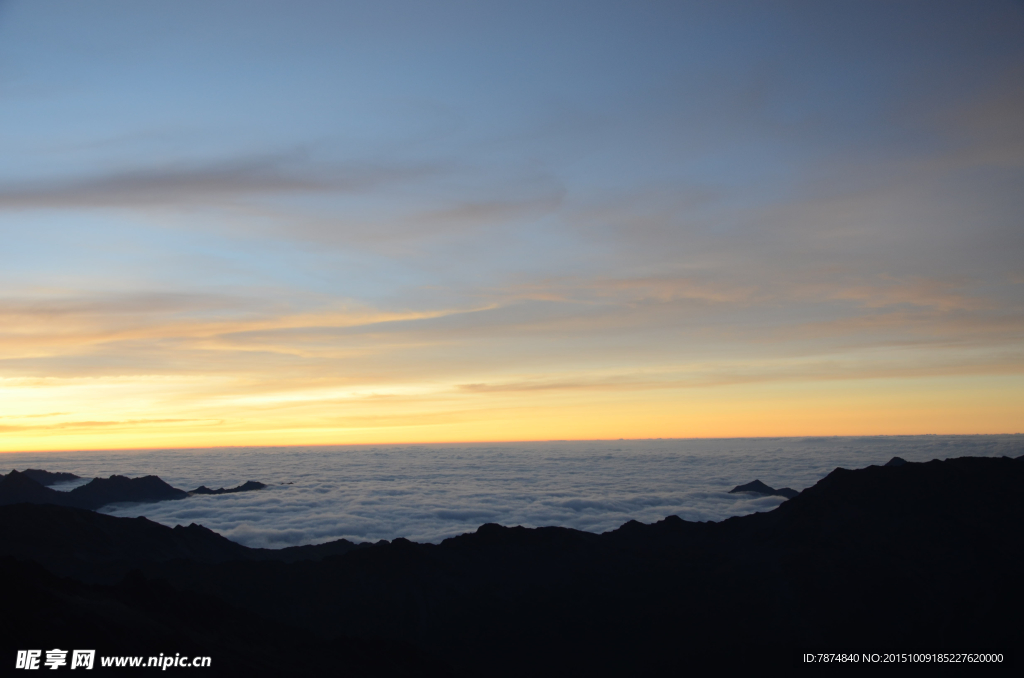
[0,0,1022,452]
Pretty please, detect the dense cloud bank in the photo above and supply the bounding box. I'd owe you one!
[6,435,1022,548]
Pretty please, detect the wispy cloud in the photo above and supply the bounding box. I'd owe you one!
[0,418,215,433]
[489,276,758,307]
[0,412,68,419]
[0,154,437,210]
[932,65,1024,170]
[233,175,567,251]
[0,291,475,355]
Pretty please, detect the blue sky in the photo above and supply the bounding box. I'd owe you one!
[0,1,1022,449]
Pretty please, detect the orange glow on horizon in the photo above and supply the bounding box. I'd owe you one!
[2,373,1020,453]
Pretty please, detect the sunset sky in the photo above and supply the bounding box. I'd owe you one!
[1,1,1022,452]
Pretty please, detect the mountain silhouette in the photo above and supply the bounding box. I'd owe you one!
[189,480,266,495]
[0,471,185,511]
[728,478,798,498]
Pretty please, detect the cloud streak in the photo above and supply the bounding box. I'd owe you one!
[0,418,214,433]
[0,154,437,210]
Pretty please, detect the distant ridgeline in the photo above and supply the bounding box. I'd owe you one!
[189,480,267,496]
[726,456,911,499]
[728,479,798,498]
[1,454,1022,675]
[0,469,265,511]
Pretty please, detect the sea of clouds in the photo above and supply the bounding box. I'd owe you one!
[5,435,1022,548]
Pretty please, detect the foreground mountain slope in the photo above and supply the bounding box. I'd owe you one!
[0,556,453,676]
[0,503,372,582]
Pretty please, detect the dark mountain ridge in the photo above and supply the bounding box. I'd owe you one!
[3,455,1021,675]
[0,470,186,511]
[189,480,266,495]
[0,502,372,581]
[0,469,81,486]
[0,471,265,512]
[728,478,798,498]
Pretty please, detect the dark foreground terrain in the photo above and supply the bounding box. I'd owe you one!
[2,456,1021,675]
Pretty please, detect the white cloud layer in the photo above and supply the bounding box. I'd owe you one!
[7,435,1022,548]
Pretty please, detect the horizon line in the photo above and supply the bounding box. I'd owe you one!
[2,431,1022,455]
